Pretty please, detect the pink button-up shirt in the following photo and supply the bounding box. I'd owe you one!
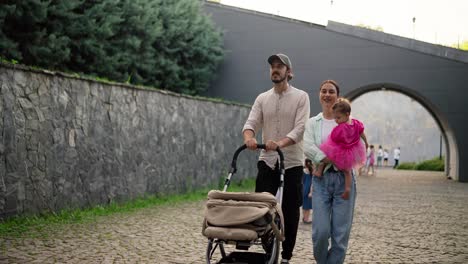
[243,85,310,169]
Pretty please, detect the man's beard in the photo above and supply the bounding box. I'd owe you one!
[271,73,287,84]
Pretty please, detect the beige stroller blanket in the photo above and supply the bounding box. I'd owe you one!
[202,190,285,241]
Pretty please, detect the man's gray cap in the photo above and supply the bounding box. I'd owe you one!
[267,53,292,69]
[268,53,293,80]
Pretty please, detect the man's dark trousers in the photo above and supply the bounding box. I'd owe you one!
[256,160,303,261]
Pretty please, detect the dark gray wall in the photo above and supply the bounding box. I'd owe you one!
[0,64,256,217]
[203,2,468,182]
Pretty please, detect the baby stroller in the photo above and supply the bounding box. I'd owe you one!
[202,144,285,264]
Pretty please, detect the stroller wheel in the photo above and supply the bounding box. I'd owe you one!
[206,239,226,264]
[264,236,279,264]
[261,229,280,264]
[206,239,213,264]
[272,239,280,264]
[264,216,282,264]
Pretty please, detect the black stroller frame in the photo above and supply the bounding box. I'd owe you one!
[203,144,285,264]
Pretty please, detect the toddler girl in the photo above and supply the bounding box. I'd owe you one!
[314,98,368,199]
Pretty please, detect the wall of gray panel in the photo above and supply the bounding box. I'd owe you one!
[203,2,468,182]
[0,64,255,217]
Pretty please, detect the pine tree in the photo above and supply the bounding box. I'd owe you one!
[64,0,123,77]
[0,0,80,67]
[0,3,20,60]
[0,0,224,95]
[105,0,164,84]
[152,0,223,94]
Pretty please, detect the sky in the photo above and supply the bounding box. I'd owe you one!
[219,0,468,47]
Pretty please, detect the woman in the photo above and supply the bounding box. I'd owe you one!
[302,159,313,224]
[303,80,356,264]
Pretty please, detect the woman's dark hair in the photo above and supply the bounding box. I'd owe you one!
[320,79,340,96]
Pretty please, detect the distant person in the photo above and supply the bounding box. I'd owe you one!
[313,98,368,200]
[393,147,401,168]
[377,145,383,167]
[302,159,313,224]
[383,149,389,166]
[365,145,375,175]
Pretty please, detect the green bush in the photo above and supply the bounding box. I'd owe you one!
[0,0,224,95]
[396,162,416,170]
[415,157,444,171]
[396,157,444,171]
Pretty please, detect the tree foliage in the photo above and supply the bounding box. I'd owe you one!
[356,23,384,32]
[451,40,468,51]
[0,0,224,95]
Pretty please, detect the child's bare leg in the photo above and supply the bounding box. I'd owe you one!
[313,162,325,177]
[341,169,352,200]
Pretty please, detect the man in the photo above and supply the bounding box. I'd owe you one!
[393,147,401,168]
[243,53,310,263]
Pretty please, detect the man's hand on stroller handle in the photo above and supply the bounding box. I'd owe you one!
[243,130,258,150]
[244,138,257,150]
[243,130,291,152]
[244,138,278,151]
[265,140,279,151]
[267,138,294,151]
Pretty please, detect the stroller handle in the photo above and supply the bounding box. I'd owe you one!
[229,144,285,174]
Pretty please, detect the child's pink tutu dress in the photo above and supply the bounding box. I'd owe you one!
[320,119,366,170]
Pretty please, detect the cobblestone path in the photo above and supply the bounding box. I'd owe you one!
[1,169,468,263]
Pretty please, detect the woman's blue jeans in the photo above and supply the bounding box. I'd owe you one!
[311,170,356,264]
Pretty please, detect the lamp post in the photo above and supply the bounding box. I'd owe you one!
[412,17,416,39]
[439,134,443,160]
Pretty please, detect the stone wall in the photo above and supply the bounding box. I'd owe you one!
[0,64,257,217]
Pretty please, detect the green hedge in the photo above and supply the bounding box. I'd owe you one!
[415,157,445,171]
[396,157,444,171]
[396,162,417,170]
[0,0,224,95]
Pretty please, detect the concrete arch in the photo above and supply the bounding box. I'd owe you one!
[203,2,468,182]
[345,83,458,180]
